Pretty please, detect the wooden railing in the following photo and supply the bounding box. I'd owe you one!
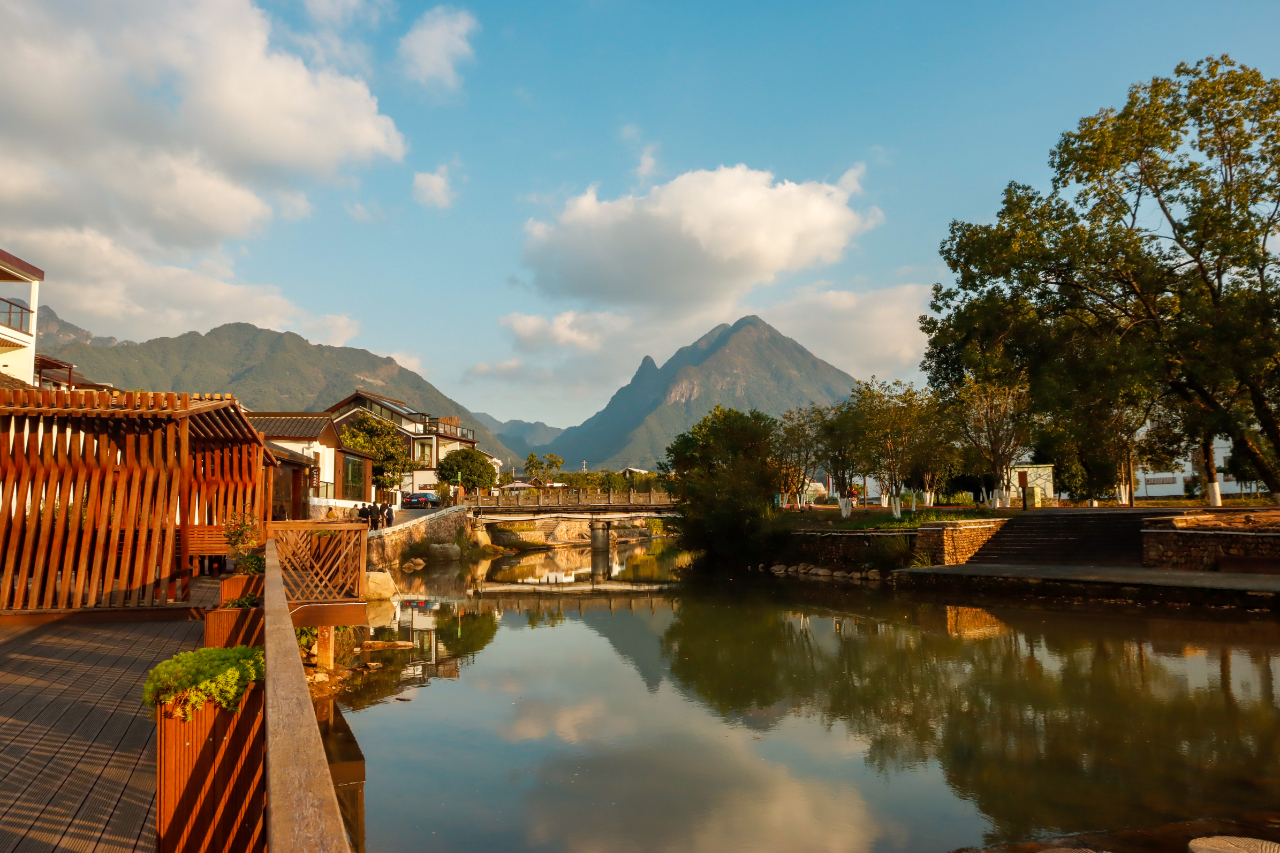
[272,521,367,604]
[465,490,672,509]
[263,540,350,852]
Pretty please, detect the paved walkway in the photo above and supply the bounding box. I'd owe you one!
[895,563,1280,594]
[0,577,219,853]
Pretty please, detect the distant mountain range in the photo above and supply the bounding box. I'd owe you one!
[38,309,853,474]
[472,413,565,462]
[37,312,514,460]
[543,315,854,471]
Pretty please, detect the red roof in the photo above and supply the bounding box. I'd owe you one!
[0,249,44,282]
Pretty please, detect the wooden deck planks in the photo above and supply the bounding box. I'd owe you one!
[0,620,203,853]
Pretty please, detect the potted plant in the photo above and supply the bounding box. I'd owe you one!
[144,646,266,853]
[204,593,265,648]
[220,511,265,603]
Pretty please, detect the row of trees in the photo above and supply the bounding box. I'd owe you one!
[922,56,1280,503]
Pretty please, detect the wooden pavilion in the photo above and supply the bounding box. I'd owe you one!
[0,387,274,612]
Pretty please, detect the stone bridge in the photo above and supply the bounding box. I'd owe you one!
[463,492,677,549]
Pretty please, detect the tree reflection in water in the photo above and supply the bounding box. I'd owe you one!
[659,591,1280,844]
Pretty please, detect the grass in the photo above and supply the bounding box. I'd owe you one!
[776,506,996,532]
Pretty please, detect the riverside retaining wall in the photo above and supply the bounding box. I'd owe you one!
[916,519,1010,565]
[1143,512,1280,571]
[367,507,472,568]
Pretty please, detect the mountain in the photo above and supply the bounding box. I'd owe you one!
[473,413,564,462]
[35,305,128,349]
[40,320,514,460]
[545,316,855,470]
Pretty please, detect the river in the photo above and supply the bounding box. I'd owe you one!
[324,540,1280,852]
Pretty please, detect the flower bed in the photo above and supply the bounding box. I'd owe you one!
[219,575,264,605]
[145,647,265,853]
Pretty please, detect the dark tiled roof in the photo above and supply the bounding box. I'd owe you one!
[0,373,35,391]
[246,413,333,439]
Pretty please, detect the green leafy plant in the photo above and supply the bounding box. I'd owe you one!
[295,627,318,652]
[223,510,261,558]
[235,554,265,575]
[222,593,262,609]
[143,646,264,721]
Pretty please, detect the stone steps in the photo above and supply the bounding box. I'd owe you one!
[969,512,1174,567]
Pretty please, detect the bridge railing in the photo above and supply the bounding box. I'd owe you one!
[465,489,672,508]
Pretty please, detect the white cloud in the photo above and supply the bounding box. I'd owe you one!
[761,282,932,381]
[345,201,373,221]
[399,6,479,90]
[637,144,658,181]
[299,313,361,346]
[0,0,403,340]
[523,164,881,310]
[390,351,424,372]
[500,311,630,353]
[413,165,455,209]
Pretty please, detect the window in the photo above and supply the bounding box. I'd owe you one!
[342,456,365,501]
[416,441,432,464]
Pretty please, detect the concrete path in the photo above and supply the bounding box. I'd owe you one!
[895,563,1280,594]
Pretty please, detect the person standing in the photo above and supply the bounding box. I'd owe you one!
[383,502,394,528]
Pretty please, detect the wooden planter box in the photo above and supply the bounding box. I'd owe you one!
[157,683,265,853]
[219,575,264,605]
[204,608,265,649]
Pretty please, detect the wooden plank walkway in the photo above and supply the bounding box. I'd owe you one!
[0,578,222,852]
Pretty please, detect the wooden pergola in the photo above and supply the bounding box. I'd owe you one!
[0,388,274,611]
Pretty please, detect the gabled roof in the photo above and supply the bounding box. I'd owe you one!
[246,412,335,439]
[265,441,318,467]
[325,389,424,419]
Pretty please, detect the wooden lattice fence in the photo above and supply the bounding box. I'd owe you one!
[272,521,367,604]
[0,388,273,611]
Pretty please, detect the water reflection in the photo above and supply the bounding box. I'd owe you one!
[333,581,1280,852]
[485,539,690,585]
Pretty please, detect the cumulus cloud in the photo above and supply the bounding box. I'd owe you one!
[761,282,932,381]
[390,351,424,373]
[399,6,479,90]
[299,313,361,347]
[523,165,881,310]
[500,311,630,353]
[637,144,658,180]
[413,165,455,209]
[0,0,403,341]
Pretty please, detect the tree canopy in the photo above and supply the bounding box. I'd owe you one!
[438,447,497,491]
[340,413,418,491]
[924,56,1280,496]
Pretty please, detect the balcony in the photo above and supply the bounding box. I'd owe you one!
[428,419,475,441]
[0,298,31,336]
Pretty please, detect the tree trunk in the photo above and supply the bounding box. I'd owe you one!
[1202,435,1222,507]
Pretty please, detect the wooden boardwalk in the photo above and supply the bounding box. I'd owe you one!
[0,579,220,853]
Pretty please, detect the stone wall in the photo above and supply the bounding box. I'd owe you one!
[791,532,916,569]
[915,519,1010,565]
[367,506,471,568]
[1143,513,1280,571]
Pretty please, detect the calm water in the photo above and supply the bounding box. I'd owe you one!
[330,545,1280,853]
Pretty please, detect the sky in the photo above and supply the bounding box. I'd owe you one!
[3,0,1279,427]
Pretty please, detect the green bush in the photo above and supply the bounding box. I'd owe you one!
[143,646,264,721]
[295,627,318,652]
[222,593,261,609]
[236,554,265,575]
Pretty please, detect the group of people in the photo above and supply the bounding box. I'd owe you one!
[359,501,395,530]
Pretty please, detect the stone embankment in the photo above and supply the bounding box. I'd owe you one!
[367,506,472,568]
[757,562,886,582]
[791,518,1006,569]
[1143,511,1280,571]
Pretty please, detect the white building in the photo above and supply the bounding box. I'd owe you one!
[0,248,42,389]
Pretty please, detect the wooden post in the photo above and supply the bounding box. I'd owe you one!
[316,626,335,670]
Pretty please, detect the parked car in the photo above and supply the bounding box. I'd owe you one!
[402,492,439,509]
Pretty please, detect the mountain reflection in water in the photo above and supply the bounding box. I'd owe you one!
[331,577,1280,853]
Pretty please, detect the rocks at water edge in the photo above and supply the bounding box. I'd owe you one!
[402,557,426,570]
[365,571,398,600]
[427,543,462,561]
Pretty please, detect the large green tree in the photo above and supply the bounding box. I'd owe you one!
[438,447,497,491]
[659,405,779,559]
[925,57,1280,497]
[340,413,418,491]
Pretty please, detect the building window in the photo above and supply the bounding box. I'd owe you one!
[342,456,365,501]
[416,441,432,464]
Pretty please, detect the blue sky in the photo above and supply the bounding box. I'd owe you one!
[3,0,1279,425]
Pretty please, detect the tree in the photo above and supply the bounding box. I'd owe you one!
[951,376,1033,505]
[541,453,564,483]
[815,398,872,503]
[659,406,779,560]
[927,57,1280,498]
[340,413,418,492]
[775,405,821,507]
[523,453,544,481]
[438,448,497,492]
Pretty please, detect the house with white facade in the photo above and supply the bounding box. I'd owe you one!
[245,412,375,518]
[0,249,42,390]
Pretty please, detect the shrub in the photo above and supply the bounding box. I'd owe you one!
[295,627,318,652]
[236,554,265,575]
[222,593,261,609]
[223,510,261,558]
[143,646,264,721]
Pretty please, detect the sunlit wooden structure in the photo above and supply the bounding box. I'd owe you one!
[0,388,274,611]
